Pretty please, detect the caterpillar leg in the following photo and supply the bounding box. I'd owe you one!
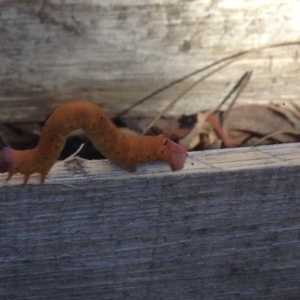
[127,165,136,172]
[23,174,30,185]
[40,174,47,184]
[6,172,29,184]
[6,172,13,182]
[6,172,35,184]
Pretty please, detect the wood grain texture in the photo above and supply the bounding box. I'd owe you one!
[0,0,300,122]
[1,143,300,299]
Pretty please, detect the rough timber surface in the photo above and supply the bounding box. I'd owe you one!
[1,143,300,299]
[0,0,300,122]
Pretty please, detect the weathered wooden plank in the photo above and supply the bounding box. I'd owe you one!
[1,143,300,299]
[0,0,300,122]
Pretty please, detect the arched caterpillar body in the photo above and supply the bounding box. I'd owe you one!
[0,101,188,184]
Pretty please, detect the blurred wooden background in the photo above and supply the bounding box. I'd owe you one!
[1,0,300,123]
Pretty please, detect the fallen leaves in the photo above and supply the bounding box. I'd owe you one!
[117,102,300,151]
[176,104,300,150]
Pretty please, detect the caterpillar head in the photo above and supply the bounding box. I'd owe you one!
[0,147,13,173]
[158,135,188,171]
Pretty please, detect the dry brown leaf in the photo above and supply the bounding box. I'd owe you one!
[179,112,219,150]
[269,103,300,130]
[223,104,299,146]
[175,104,300,150]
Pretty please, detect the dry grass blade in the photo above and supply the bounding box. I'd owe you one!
[221,71,252,122]
[216,71,250,110]
[141,59,235,135]
[115,41,300,119]
[64,143,85,161]
[252,130,300,146]
[114,51,248,119]
[142,67,252,135]
[268,104,300,130]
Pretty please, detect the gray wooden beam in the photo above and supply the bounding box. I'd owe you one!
[0,0,299,122]
[1,143,300,299]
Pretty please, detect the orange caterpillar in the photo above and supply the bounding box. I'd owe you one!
[0,101,188,184]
